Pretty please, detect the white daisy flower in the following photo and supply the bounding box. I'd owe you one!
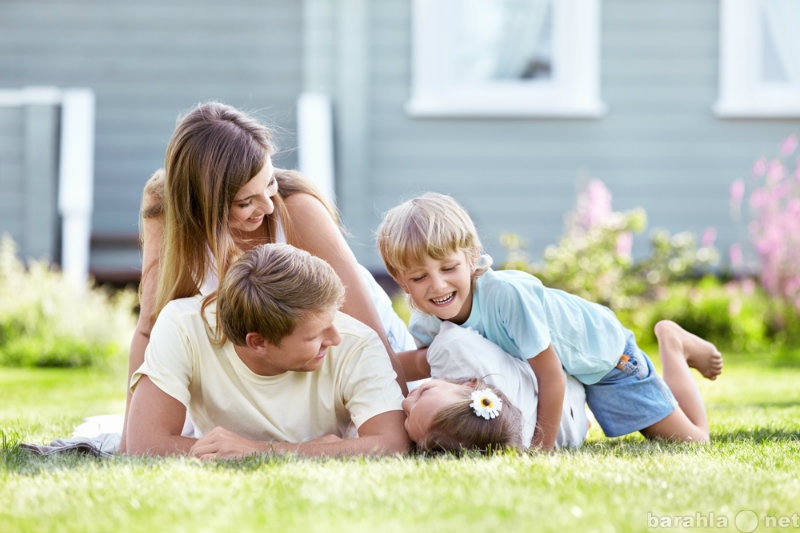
[469,389,502,420]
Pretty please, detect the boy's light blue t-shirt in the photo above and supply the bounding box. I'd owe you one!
[409,268,626,385]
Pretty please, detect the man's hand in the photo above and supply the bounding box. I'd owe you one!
[189,426,265,460]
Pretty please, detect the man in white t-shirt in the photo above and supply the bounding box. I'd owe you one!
[126,243,411,458]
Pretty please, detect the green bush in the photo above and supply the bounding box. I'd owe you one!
[0,235,136,368]
[617,276,775,352]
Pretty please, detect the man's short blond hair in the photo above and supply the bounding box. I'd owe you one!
[216,243,345,346]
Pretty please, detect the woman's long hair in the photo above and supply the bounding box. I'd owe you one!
[149,102,339,332]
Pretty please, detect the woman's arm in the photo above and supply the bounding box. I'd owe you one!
[283,193,408,394]
[396,348,430,382]
[119,190,164,453]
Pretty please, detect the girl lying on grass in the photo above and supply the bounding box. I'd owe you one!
[377,192,723,453]
[404,320,591,452]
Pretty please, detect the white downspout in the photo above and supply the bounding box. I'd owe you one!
[297,92,336,203]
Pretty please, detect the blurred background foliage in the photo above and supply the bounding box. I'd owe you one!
[496,136,800,361]
[0,235,136,368]
[2,134,799,368]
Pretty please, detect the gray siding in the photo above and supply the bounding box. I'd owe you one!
[0,0,303,280]
[0,107,26,248]
[2,0,799,282]
[0,99,60,263]
[346,0,800,272]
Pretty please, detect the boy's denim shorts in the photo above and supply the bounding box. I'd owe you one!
[584,332,678,438]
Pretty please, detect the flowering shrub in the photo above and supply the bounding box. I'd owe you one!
[498,177,800,352]
[730,133,800,309]
[0,235,136,367]
[501,179,719,313]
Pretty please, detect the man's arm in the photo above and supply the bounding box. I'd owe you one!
[528,344,566,451]
[189,410,411,459]
[126,376,197,455]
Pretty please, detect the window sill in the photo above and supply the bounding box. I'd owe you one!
[405,98,607,119]
[713,100,800,119]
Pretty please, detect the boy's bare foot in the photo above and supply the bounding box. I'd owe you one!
[654,320,723,380]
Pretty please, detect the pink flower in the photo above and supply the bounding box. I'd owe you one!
[740,277,756,295]
[749,189,769,210]
[700,227,716,248]
[753,157,768,177]
[767,160,785,184]
[725,280,737,295]
[780,133,798,157]
[787,275,800,296]
[730,179,745,203]
[788,198,800,218]
[729,243,743,268]
[732,134,800,304]
[761,268,778,293]
[616,232,633,258]
[579,180,612,230]
[730,179,745,218]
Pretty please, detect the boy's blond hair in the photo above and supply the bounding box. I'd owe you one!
[376,192,486,280]
[215,243,345,346]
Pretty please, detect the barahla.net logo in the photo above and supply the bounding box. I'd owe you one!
[647,510,800,531]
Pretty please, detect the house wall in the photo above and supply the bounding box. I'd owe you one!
[0,95,60,263]
[344,0,800,272]
[0,0,303,281]
[1,0,798,283]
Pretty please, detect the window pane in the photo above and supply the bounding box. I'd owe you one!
[760,0,800,83]
[407,0,603,117]
[454,0,553,83]
[761,7,787,82]
[716,0,800,116]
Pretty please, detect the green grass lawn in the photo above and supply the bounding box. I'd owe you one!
[2,353,799,533]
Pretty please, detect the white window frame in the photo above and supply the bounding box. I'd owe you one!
[406,0,605,118]
[714,0,800,118]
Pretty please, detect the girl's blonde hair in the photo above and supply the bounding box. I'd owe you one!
[216,243,345,346]
[147,102,339,330]
[417,378,524,454]
[376,192,486,280]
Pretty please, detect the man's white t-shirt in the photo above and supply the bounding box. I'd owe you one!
[131,296,404,443]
